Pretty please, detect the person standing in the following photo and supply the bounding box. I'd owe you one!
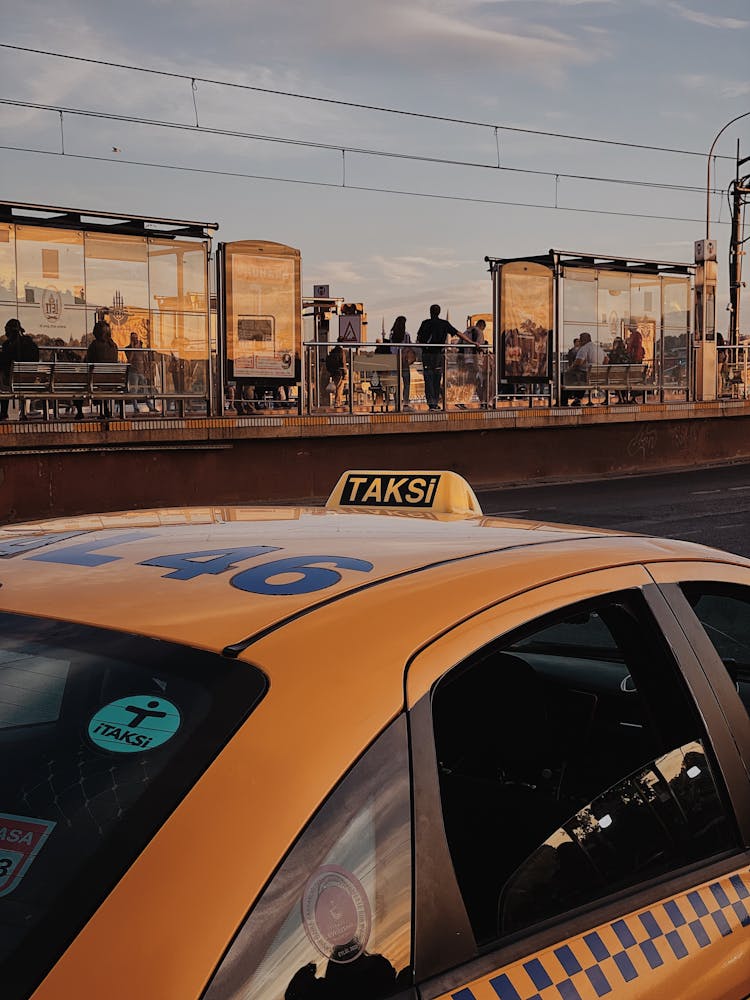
[0,318,40,420]
[86,320,120,418]
[456,318,487,407]
[388,315,414,410]
[415,304,459,409]
[125,331,156,413]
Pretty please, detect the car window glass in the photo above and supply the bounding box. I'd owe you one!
[498,741,728,935]
[681,583,750,716]
[432,591,736,946]
[0,613,266,1000]
[204,716,412,1000]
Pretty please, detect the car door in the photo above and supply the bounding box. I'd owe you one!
[407,568,750,1000]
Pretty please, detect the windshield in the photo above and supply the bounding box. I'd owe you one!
[0,612,266,1000]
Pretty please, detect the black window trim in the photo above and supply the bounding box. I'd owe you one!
[643,583,750,848]
[409,580,750,989]
[653,578,750,840]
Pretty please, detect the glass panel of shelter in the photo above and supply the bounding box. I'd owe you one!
[147,239,207,313]
[663,277,691,396]
[499,262,554,404]
[0,225,17,303]
[14,226,87,353]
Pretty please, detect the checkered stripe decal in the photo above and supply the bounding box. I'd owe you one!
[448,868,750,999]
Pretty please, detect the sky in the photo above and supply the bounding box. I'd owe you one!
[1,0,750,336]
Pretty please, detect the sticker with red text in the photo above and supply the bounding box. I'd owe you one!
[0,812,56,897]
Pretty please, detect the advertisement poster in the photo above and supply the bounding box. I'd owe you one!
[225,241,301,380]
[500,263,553,381]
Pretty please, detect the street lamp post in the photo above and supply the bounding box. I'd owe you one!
[706,111,750,244]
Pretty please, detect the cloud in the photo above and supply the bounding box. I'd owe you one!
[668,2,749,30]
[371,252,468,285]
[313,260,365,285]
[678,73,750,99]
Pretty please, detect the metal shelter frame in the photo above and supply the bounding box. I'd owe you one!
[485,249,696,406]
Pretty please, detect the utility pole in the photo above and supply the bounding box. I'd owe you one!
[700,111,750,399]
[729,143,750,345]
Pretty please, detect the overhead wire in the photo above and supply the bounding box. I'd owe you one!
[0,142,733,226]
[0,97,727,196]
[0,41,738,162]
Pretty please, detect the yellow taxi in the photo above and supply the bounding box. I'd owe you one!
[0,470,749,1000]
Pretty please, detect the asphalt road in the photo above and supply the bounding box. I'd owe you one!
[475,461,750,559]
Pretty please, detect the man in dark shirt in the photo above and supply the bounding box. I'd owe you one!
[0,318,40,420]
[415,304,459,409]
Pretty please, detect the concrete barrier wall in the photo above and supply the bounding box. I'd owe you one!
[3,403,750,522]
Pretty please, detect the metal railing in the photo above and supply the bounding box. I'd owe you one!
[303,341,494,414]
[717,345,749,399]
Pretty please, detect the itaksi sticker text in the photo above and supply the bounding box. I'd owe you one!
[88,696,181,754]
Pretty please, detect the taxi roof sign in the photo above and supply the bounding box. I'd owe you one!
[326,471,483,516]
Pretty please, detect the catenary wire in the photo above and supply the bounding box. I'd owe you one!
[0,98,727,196]
[0,41,738,162]
[0,143,732,226]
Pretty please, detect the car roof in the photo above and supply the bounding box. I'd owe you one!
[1,501,747,655]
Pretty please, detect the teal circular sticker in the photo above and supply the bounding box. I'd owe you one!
[88,696,181,754]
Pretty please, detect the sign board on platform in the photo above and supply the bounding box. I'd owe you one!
[313,284,330,298]
[338,315,362,343]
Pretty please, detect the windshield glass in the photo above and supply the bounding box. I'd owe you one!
[0,612,266,1000]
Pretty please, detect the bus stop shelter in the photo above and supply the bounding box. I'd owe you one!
[486,250,695,405]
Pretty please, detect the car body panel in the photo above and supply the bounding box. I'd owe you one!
[4,494,750,1000]
[1,509,746,654]
[429,864,750,1000]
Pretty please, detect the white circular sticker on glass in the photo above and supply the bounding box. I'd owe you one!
[88,696,181,754]
[301,865,372,964]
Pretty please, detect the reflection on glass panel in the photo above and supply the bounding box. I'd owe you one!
[0,303,19,334]
[18,304,87,350]
[498,741,733,937]
[631,276,660,324]
[151,311,208,358]
[663,329,688,386]
[0,225,16,303]
[500,262,552,380]
[92,305,152,352]
[148,239,207,313]
[597,272,630,358]
[15,227,86,346]
[561,268,596,323]
[84,234,149,315]
[682,585,750,717]
[149,312,209,395]
[664,277,690,329]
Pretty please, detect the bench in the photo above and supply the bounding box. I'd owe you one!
[351,354,401,410]
[564,363,652,404]
[7,361,131,418]
[4,362,201,419]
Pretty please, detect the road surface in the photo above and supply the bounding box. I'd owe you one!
[476,462,750,559]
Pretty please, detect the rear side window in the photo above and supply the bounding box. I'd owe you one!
[0,612,266,1000]
[205,716,412,1000]
[681,583,750,716]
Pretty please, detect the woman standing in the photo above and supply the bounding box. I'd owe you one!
[389,316,414,410]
